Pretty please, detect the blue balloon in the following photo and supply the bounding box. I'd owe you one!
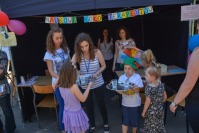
[188,34,199,52]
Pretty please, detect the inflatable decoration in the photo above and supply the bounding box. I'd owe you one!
[0,11,9,26]
[188,34,199,52]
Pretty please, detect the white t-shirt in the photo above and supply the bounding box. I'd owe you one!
[99,41,113,60]
[43,48,69,85]
[118,73,143,107]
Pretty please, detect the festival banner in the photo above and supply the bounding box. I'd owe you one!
[108,6,153,21]
[84,14,102,23]
[45,16,77,24]
[45,6,153,24]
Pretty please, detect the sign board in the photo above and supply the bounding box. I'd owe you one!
[181,4,199,21]
[0,32,17,47]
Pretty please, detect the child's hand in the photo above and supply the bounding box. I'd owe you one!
[116,90,122,94]
[88,82,94,87]
[142,112,146,117]
[112,66,115,72]
[133,86,139,93]
[93,74,98,79]
[52,84,56,91]
[52,78,59,91]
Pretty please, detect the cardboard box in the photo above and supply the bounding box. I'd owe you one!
[160,64,167,73]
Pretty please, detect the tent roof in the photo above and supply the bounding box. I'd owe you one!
[0,0,192,18]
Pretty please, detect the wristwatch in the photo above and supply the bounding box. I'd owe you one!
[171,101,178,107]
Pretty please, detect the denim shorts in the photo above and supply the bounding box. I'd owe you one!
[122,105,140,127]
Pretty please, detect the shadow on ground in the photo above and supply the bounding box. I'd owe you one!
[0,89,193,133]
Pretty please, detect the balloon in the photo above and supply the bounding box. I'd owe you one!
[7,20,26,35]
[0,11,9,26]
[188,34,199,52]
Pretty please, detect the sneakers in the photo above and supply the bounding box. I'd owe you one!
[104,126,110,133]
[88,127,96,133]
[88,126,110,133]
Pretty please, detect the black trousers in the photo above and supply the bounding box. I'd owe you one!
[186,102,199,133]
[81,84,108,127]
[0,94,16,133]
[102,58,114,83]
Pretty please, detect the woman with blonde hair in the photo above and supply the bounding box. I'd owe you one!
[140,49,158,69]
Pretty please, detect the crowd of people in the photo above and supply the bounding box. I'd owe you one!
[41,23,199,133]
[1,21,197,133]
[0,13,199,133]
[42,24,164,133]
[0,22,199,133]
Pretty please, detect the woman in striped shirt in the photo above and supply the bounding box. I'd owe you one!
[72,33,110,133]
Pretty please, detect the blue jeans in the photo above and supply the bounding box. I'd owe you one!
[55,88,64,131]
[0,94,16,133]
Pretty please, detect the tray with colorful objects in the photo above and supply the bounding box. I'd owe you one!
[106,80,138,92]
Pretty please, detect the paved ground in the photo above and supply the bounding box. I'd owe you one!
[0,89,193,133]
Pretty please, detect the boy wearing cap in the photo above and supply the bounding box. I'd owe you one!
[117,57,143,133]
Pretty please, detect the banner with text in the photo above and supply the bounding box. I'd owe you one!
[84,14,102,23]
[108,6,153,20]
[45,16,77,24]
[45,6,153,24]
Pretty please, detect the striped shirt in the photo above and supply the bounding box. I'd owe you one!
[80,54,104,89]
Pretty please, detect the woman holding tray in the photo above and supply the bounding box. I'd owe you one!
[71,32,110,133]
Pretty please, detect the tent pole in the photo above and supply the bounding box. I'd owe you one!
[187,0,197,67]
[189,0,196,37]
[191,0,197,35]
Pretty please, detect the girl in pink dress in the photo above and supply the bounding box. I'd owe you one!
[56,61,93,133]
